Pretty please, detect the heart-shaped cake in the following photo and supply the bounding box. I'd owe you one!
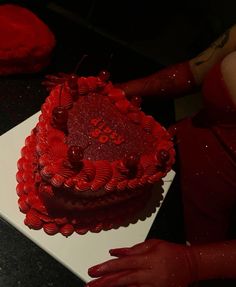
[16,71,175,236]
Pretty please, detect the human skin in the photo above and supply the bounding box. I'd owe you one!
[87,24,236,287]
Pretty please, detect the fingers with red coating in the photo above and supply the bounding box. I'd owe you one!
[44,74,65,82]
[109,239,161,257]
[88,255,145,277]
[86,270,149,287]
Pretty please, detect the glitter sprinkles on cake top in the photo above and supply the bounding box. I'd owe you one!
[16,70,175,237]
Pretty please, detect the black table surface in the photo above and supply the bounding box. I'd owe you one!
[0,3,184,287]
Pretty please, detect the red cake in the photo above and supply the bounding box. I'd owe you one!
[16,71,175,236]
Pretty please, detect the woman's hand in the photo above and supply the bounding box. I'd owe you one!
[87,239,197,287]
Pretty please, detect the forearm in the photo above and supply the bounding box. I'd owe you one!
[117,61,198,99]
[117,25,236,101]
[191,240,236,281]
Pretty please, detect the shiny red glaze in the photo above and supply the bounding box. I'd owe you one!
[67,74,78,89]
[52,106,68,125]
[130,95,142,107]
[158,149,170,163]
[68,145,84,166]
[98,70,110,82]
[124,153,140,170]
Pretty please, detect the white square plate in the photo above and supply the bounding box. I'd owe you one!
[0,112,175,283]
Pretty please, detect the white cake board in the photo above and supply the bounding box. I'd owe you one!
[0,112,175,283]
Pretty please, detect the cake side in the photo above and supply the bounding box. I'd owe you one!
[16,132,155,236]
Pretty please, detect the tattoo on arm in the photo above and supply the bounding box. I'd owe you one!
[194,29,230,66]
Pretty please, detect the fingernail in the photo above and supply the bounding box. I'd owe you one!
[85,278,99,287]
[88,265,102,277]
[109,247,130,256]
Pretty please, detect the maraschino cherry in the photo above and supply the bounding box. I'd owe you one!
[67,73,78,100]
[123,153,140,178]
[98,70,110,82]
[52,106,68,131]
[131,95,142,108]
[157,149,170,165]
[68,145,84,169]
[67,74,78,88]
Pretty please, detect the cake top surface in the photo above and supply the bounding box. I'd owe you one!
[33,72,175,193]
[67,92,155,161]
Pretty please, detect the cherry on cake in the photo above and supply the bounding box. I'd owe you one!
[16,71,175,237]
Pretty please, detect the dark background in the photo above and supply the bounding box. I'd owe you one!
[1,1,236,286]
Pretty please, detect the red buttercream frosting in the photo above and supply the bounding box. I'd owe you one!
[16,72,175,236]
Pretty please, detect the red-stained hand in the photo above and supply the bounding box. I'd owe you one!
[86,239,197,287]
